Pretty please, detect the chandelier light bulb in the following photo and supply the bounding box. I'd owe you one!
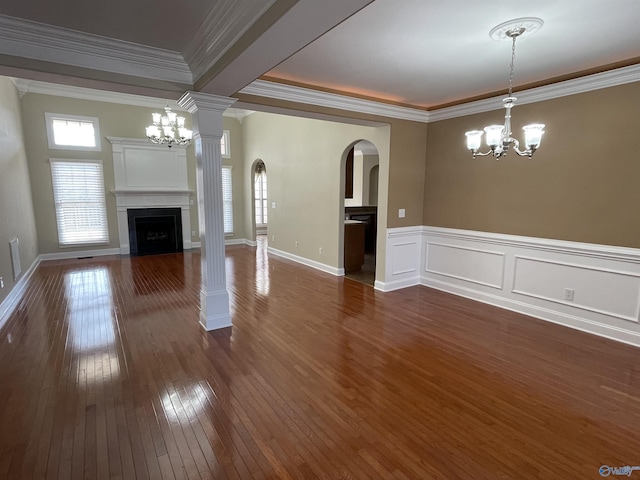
[465,130,483,151]
[523,124,545,149]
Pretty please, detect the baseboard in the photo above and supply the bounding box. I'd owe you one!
[0,256,41,332]
[421,276,640,348]
[191,239,254,248]
[39,247,121,261]
[267,247,344,276]
[374,277,420,292]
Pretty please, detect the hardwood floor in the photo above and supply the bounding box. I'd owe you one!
[0,240,639,479]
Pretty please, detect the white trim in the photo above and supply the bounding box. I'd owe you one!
[267,246,344,276]
[38,247,120,261]
[374,277,419,292]
[0,14,191,84]
[242,64,640,124]
[428,63,640,122]
[240,80,431,123]
[0,256,40,332]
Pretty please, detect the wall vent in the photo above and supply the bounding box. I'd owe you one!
[9,238,21,280]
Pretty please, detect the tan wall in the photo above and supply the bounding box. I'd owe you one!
[0,77,38,305]
[235,93,428,228]
[241,111,390,272]
[19,93,203,254]
[423,81,640,248]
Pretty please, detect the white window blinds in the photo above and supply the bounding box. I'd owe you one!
[222,166,234,234]
[50,160,109,246]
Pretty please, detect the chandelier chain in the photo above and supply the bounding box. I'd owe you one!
[508,34,517,97]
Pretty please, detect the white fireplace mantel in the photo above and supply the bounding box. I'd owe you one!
[106,137,194,254]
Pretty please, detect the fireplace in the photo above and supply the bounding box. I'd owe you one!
[127,208,183,256]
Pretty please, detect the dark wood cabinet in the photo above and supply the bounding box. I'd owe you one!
[344,221,365,273]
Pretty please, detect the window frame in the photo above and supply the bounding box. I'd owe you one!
[45,112,102,151]
[49,158,109,247]
[254,168,268,227]
[221,130,231,158]
[222,165,234,235]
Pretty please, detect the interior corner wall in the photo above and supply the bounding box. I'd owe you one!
[423,81,640,249]
[19,93,200,255]
[0,77,38,306]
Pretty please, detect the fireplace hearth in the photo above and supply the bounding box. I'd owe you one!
[127,208,183,256]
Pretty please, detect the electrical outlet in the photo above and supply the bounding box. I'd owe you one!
[272,235,275,243]
[564,288,575,301]
[295,241,298,248]
[319,247,323,255]
[0,277,4,289]
[191,230,196,237]
[398,208,406,218]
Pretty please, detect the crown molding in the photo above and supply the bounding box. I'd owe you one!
[242,64,640,124]
[240,80,431,123]
[0,15,192,85]
[428,63,640,122]
[11,78,252,119]
[184,0,277,82]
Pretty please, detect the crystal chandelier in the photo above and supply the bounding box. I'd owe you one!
[465,18,545,159]
[145,106,193,148]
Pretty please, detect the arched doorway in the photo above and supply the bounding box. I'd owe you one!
[341,140,380,286]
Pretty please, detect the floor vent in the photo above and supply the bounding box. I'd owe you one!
[10,238,21,280]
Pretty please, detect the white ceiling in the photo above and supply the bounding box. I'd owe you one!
[0,0,638,110]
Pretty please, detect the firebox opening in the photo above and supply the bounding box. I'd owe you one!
[127,208,183,256]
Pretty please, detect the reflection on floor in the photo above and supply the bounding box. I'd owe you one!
[345,252,375,286]
[1,244,640,478]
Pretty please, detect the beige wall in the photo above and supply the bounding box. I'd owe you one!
[0,78,38,305]
[423,81,640,248]
[19,94,203,254]
[241,111,390,273]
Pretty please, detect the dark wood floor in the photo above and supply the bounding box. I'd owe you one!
[1,240,639,479]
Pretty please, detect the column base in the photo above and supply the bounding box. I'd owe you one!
[199,289,232,331]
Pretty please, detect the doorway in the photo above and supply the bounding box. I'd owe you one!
[342,140,379,286]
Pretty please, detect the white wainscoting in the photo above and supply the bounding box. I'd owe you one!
[375,226,423,291]
[416,226,640,347]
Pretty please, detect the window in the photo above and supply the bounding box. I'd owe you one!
[222,166,233,234]
[254,161,268,226]
[50,159,109,246]
[45,113,101,151]
[221,130,230,158]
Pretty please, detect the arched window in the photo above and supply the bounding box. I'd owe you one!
[254,161,268,227]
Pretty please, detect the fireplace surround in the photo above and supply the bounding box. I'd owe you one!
[107,137,193,255]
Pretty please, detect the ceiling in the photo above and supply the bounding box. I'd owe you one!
[0,0,639,111]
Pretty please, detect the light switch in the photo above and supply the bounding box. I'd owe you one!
[399,208,406,218]
[272,202,276,209]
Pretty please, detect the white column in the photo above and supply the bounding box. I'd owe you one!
[178,92,237,331]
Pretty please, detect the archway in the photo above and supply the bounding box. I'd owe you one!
[340,140,380,286]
